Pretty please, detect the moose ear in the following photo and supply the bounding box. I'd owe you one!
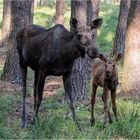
[70,17,78,31]
[115,53,122,62]
[90,18,103,30]
[99,53,107,62]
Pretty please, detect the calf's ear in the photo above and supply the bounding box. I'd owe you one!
[115,53,122,62]
[99,53,107,62]
[70,17,78,31]
[90,18,103,30]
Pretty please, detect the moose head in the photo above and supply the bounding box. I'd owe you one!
[99,53,122,79]
[70,17,103,59]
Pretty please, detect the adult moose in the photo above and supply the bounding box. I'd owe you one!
[90,53,122,127]
[17,17,103,129]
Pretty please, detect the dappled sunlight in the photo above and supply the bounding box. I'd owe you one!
[100,9,114,17]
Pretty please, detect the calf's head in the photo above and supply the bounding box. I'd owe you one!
[99,53,122,79]
[70,17,103,59]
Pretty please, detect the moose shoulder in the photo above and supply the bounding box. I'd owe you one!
[17,17,103,129]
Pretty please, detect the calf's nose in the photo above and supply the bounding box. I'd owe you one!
[105,71,111,76]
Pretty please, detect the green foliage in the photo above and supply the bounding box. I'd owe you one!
[97,2,119,53]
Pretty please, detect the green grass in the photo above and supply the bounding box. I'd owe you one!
[0,1,140,139]
[0,86,140,139]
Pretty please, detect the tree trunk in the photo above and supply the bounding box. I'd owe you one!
[69,0,87,102]
[87,0,100,37]
[55,0,64,25]
[69,0,99,102]
[39,0,45,6]
[30,0,34,24]
[92,0,100,19]
[1,0,11,48]
[86,0,100,81]
[113,0,131,60]
[122,0,140,93]
[1,0,32,83]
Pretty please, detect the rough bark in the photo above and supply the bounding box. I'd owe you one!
[40,0,44,6]
[31,0,34,24]
[91,0,99,19]
[55,0,64,25]
[113,0,131,60]
[70,0,87,102]
[86,0,100,81]
[1,0,11,48]
[122,0,140,93]
[1,0,32,82]
[69,0,99,102]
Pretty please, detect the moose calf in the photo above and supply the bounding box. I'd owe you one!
[90,53,122,126]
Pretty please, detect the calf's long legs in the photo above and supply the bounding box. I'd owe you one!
[90,83,97,125]
[102,88,112,126]
[111,90,118,121]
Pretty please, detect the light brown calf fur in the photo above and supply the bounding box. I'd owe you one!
[90,53,122,126]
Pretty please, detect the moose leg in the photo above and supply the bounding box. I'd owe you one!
[33,71,39,111]
[63,73,82,131]
[90,83,97,125]
[102,88,110,126]
[20,66,27,128]
[33,70,46,121]
[111,90,118,121]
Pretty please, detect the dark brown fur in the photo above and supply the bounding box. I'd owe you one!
[16,18,103,129]
[90,53,122,126]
